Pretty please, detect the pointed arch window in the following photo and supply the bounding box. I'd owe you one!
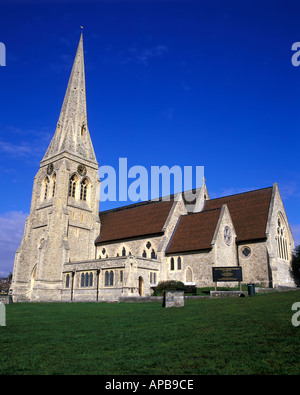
[177,257,182,270]
[44,177,50,200]
[122,247,126,257]
[80,178,88,201]
[109,270,114,286]
[276,214,290,261]
[105,271,109,287]
[105,270,114,287]
[89,272,93,287]
[170,257,175,271]
[65,273,70,288]
[80,272,94,287]
[69,175,77,198]
[52,173,56,198]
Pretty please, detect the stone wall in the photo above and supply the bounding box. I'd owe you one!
[238,241,270,286]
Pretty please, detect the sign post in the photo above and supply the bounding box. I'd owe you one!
[212,267,243,290]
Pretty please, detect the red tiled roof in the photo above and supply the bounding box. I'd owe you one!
[166,208,222,254]
[166,186,273,254]
[95,200,174,245]
[203,187,273,243]
[95,186,273,253]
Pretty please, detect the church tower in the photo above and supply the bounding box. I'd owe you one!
[12,33,100,301]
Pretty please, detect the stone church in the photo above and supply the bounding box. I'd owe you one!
[11,34,296,302]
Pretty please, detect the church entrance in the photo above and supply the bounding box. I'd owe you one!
[138,276,144,296]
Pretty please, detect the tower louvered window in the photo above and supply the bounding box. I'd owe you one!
[52,174,56,197]
[69,175,77,198]
[44,177,49,200]
[80,178,88,201]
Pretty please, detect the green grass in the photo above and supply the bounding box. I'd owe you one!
[1,290,300,375]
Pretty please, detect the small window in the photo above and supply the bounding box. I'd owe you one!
[120,270,123,283]
[122,247,126,257]
[149,272,157,284]
[170,257,174,271]
[109,270,114,286]
[224,226,232,246]
[177,257,182,270]
[151,249,156,259]
[242,246,251,259]
[89,272,93,287]
[142,250,147,258]
[105,271,109,287]
[65,273,70,288]
[81,273,85,287]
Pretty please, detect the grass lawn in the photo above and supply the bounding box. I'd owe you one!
[1,290,300,375]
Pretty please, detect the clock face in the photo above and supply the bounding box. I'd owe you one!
[47,163,53,175]
[224,226,232,245]
[77,164,87,176]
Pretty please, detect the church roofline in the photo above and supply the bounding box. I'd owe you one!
[98,186,204,216]
[98,185,273,216]
[208,185,273,203]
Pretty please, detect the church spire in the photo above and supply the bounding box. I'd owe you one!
[42,32,97,164]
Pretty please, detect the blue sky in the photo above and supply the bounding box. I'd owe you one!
[0,0,300,276]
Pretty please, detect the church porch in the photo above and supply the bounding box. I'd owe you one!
[62,255,159,302]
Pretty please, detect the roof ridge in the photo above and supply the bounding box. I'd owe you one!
[99,186,203,216]
[99,197,174,215]
[209,186,272,202]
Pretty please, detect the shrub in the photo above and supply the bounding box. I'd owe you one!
[291,245,300,282]
[155,280,185,293]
